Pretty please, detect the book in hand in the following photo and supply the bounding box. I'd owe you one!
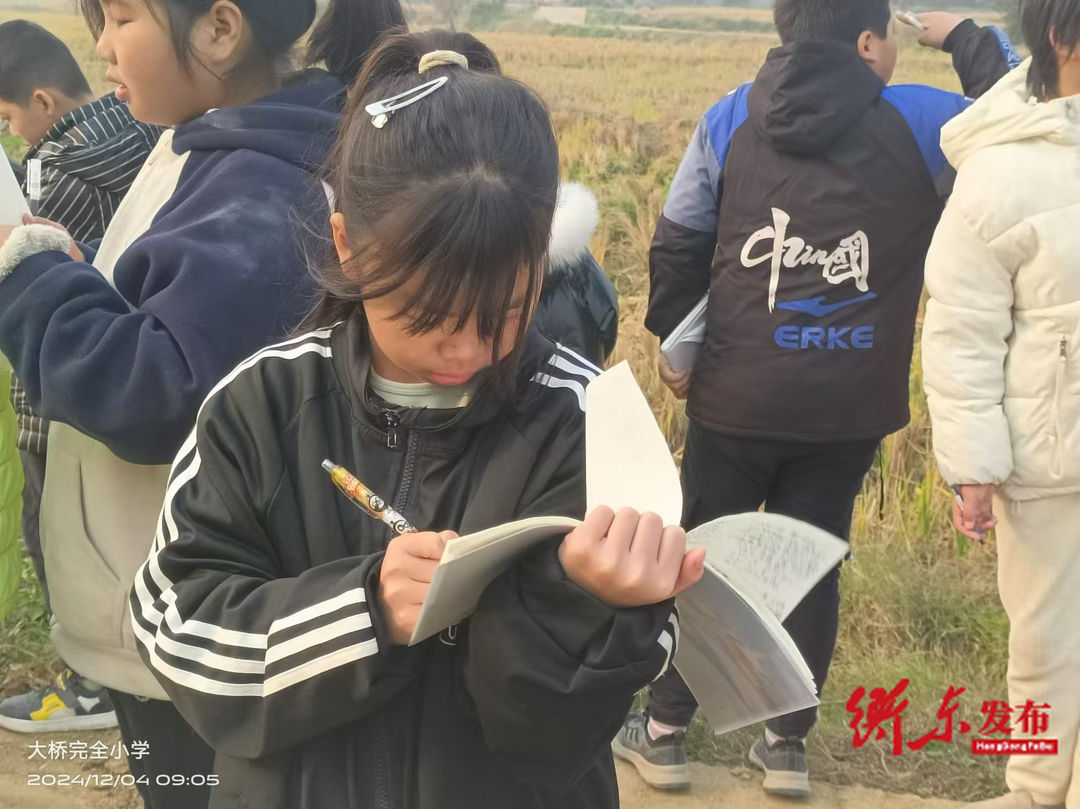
[407,359,844,739]
[675,512,850,735]
[409,361,682,644]
[0,158,30,227]
[659,294,708,373]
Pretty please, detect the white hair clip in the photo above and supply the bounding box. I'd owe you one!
[365,76,449,129]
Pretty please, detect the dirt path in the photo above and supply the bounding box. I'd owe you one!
[617,761,963,809]
[0,729,137,809]
[0,727,963,809]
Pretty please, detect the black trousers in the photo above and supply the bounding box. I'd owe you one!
[647,422,879,739]
[109,690,216,809]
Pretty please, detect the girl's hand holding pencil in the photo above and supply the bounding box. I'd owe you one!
[380,530,456,645]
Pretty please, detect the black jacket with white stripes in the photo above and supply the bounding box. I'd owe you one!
[24,93,161,243]
[130,317,679,809]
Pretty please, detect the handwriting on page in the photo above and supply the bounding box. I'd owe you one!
[689,513,848,623]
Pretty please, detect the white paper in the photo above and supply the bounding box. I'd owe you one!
[409,516,580,645]
[0,158,30,227]
[585,361,683,527]
[27,159,42,211]
[660,294,708,372]
[675,565,819,736]
[687,512,849,623]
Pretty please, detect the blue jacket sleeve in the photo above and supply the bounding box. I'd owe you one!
[645,83,750,340]
[0,151,321,465]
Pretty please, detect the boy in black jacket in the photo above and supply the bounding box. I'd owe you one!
[615,1,1019,798]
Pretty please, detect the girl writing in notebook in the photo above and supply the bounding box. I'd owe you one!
[0,0,404,802]
[128,31,705,809]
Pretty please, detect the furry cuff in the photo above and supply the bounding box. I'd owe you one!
[0,225,73,281]
[549,183,600,273]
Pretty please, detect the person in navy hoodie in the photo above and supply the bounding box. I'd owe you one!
[615,2,1020,800]
[0,0,405,806]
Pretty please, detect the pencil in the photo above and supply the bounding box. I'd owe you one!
[322,459,417,536]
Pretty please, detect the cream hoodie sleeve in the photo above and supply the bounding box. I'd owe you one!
[922,196,1017,486]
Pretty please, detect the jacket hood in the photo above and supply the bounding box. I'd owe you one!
[171,70,344,172]
[942,59,1080,169]
[747,41,884,155]
[549,183,600,276]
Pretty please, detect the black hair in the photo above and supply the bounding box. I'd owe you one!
[0,20,92,105]
[773,0,892,46]
[1022,0,1080,100]
[307,30,559,396]
[77,0,405,84]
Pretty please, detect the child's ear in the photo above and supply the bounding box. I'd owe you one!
[331,213,361,279]
[192,0,246,67]
[31,89,57,119]
[857,29,876,63]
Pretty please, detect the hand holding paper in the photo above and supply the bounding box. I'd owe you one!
[559,506,704,608]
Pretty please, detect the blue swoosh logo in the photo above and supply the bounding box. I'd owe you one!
[775,292,878,318]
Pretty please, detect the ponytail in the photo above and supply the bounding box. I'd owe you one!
[308,0,408,86]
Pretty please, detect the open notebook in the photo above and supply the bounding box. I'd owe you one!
[408,361,847,735]
[677,512,849,734]
[1,158,30,227]
[410,361,681,643]
[660,294,708,373]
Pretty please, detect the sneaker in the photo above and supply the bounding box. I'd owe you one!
[612,711,691,790]
[0,669,118,733]
[748,733,811,798]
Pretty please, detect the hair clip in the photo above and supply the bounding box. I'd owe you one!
[365,76,449,129]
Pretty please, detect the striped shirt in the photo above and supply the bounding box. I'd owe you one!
[13,97,162,452]
[9,372,47,455]
[24,94,162,243]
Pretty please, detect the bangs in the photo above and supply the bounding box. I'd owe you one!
[348,172,552,349]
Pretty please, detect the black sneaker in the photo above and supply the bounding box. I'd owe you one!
[748,733,811,798]
[0,669,117,733]
[612,711,691,790]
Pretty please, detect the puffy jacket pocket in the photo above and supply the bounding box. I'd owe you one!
[40,451,127,651]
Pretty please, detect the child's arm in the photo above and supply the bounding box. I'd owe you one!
[0,152,319,466]
[918,13,1019,99]
[129,383,430,759]
[456,421,685,789]
[944,20,1019,98]
[645,85,750,341]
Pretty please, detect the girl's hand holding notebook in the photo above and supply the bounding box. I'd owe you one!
[560,506,705,608]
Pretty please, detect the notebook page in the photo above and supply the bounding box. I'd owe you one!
[0,159,30,227]
[675,565,818,736]
[585,362,682,527]
[687,512,849,623]
[409,517,580,645]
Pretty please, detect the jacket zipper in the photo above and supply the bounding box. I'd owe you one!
[384,410,400,450]
[373,408,418,809]
[374,714,389,809]
[396,432,419,512]
[1050,335,1068,480]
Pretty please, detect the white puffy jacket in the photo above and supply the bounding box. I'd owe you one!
[923,61,1080,502]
